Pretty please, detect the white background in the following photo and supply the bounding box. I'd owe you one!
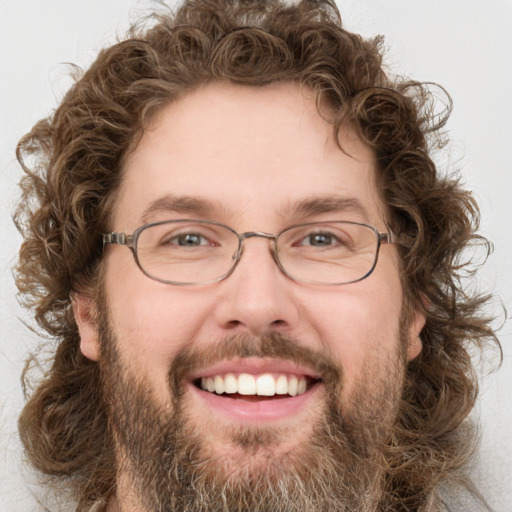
[1,1,510,511]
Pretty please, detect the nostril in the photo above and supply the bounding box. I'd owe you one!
[225,320,243,330]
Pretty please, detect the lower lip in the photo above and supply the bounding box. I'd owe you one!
[188,383,321,423]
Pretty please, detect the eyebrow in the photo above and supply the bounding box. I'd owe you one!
[141,194,221,224]
[281,196,371,223]
[140,193,371,225]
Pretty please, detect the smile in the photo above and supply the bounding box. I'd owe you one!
[198,373,311,397]
[188,359,323,422]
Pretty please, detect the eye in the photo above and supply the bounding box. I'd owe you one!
[296,231,347,248]
[167,232,212,247]
[301,232,336,247]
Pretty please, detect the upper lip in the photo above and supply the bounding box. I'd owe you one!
[186,357,322,381]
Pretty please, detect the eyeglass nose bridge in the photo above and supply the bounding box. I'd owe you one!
[231,231,280,267]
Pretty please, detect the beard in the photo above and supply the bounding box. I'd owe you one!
[97,308,408,512]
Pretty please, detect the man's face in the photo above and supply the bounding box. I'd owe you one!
[77,82,424,510]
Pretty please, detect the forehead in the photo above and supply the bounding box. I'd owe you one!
[116,82,385,229]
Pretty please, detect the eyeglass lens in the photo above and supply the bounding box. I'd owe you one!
[134,220,381,285]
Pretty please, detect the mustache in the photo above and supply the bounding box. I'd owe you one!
[167,333,343,399]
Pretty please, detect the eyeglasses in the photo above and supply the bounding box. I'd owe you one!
[103,219,395,286]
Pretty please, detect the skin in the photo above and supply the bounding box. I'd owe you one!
[74,82,425,510]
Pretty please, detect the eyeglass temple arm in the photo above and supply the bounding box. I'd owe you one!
[103,232,135,247]
[379,231,396,244]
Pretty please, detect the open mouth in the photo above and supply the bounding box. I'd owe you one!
[187,359,323,421]
[193,373,320,400]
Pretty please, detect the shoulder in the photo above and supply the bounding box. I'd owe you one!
[437,480,493,512]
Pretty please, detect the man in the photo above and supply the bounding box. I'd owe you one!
[14,0,499,510]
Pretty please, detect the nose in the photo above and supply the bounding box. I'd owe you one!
[213,236,300,337]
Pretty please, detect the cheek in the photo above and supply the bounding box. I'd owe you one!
[303,276,403,389]
[103,259,212,385]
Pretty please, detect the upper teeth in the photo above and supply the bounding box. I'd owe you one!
[200,373,308,397]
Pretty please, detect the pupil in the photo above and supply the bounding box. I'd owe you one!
[179,234,200,246]
[311,233,331,245]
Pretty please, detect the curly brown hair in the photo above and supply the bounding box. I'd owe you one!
[15,0,499,510]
